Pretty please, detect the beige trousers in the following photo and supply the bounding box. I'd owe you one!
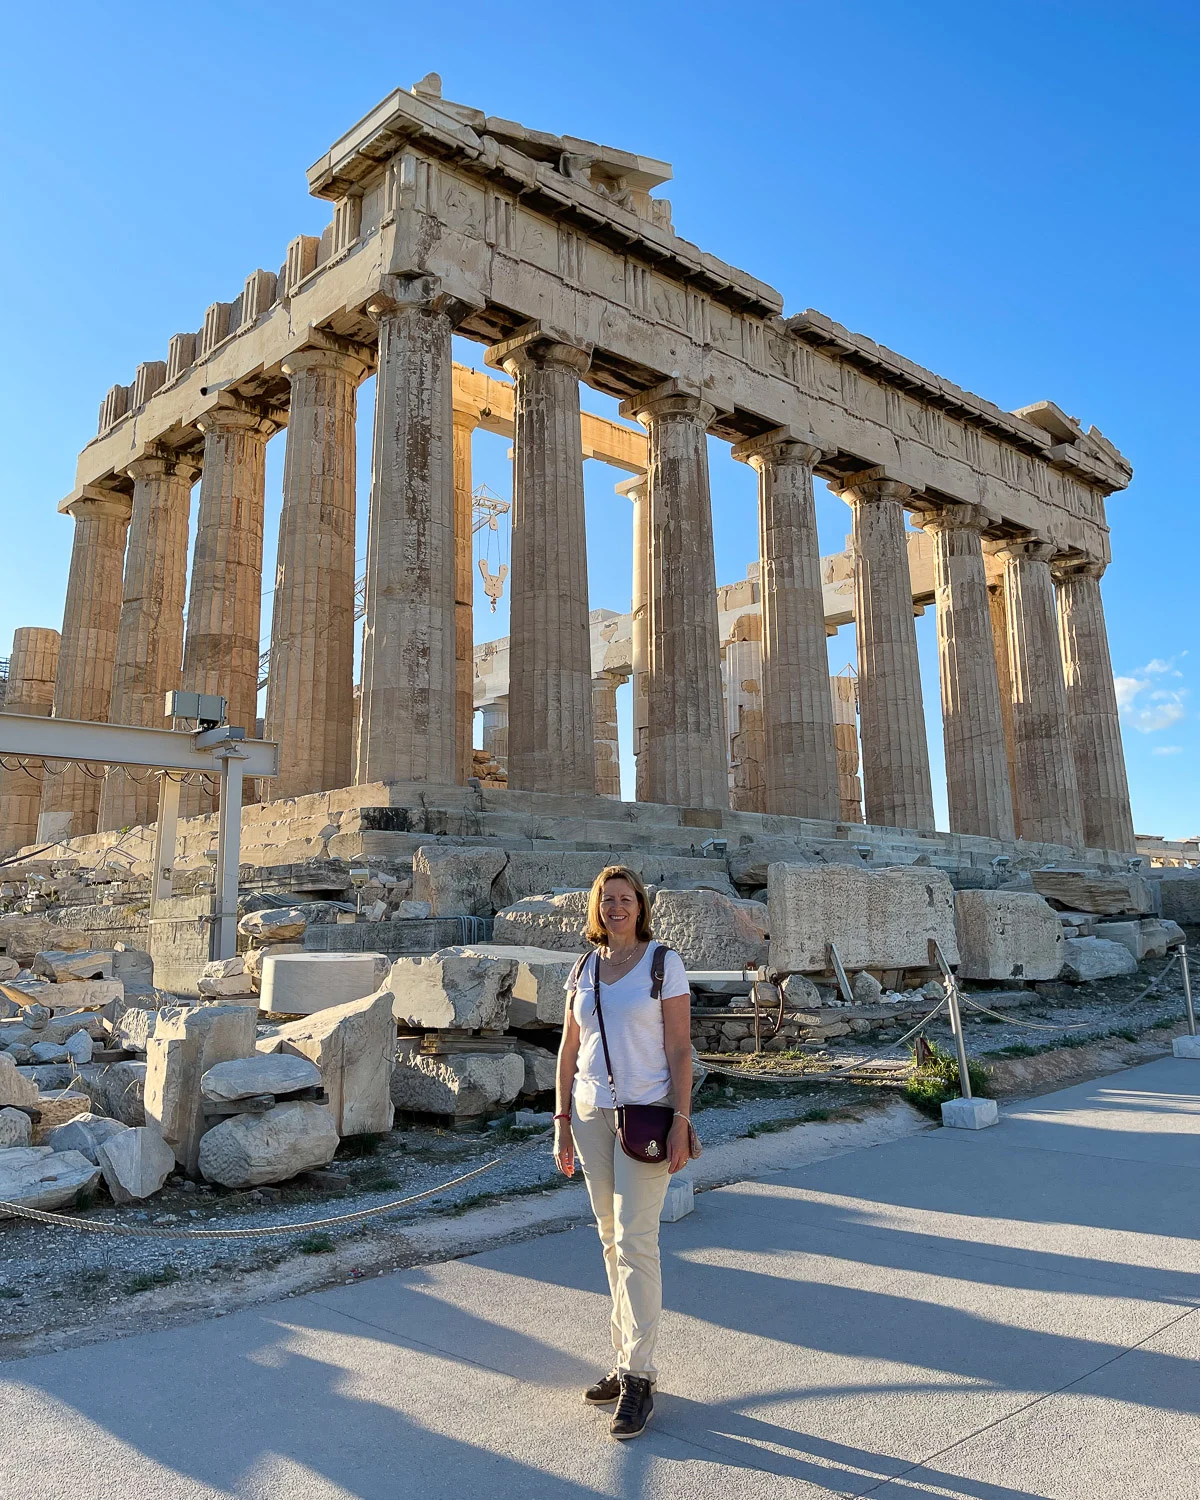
[572,1096,672,1378]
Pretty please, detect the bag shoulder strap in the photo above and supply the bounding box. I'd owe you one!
[650,943,669,999]
[590,952,621,1110]
[567,951,590,992]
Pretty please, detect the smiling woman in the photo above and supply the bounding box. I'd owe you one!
[552,864,696,1440]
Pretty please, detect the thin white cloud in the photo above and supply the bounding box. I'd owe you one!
[1115,676,1144,709]
[1115,657,1189,733]
[1152,745,1184,756]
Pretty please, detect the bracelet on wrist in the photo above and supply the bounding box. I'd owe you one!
[673,1112,691,1123]
[553,1113,571,1121]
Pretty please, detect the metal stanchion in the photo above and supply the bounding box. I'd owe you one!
[929,939,997,1128]
[1181,944,1196,1037]
[945,969,973,1102]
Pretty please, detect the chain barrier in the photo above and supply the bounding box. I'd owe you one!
[0,1135,550,1240]
[957,949,1185,1032]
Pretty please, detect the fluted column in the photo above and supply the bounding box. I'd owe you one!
[618,475,651,802]
[919,504,1015,841]
[98,452,199,831]
[994,538,1084,847]
[725,616,766,813]
[985,563,1021,833]
[37,490,131,840]
[486,329,594,794]
[592,670,623,799]
[357,274,459,786]
[1053,558,1135,853]
[621,382,727,810]
[179,403,277,816]
[838,469,935,833]
[734,433,839,819]
[264,345,367,801]
[452,406,477,786]
[0,627,60,853]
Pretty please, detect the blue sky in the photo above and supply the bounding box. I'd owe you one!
[2,1,1196,832]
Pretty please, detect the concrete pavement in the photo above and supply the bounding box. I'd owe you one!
[2,1057,1199,1498]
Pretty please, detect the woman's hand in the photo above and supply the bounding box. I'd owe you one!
[667,1115,691,1174]
[554,1119,575,1177]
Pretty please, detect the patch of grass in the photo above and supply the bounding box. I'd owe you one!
[0,1286,21,1300]
[745,1107,838,1139]
[903,1040,990,1119]
[295,1232,335,1255]
[987,1042,1040,1059]
[356,1172,400,1193]
[124,1266,181,1296]
[336,1133,383,1158]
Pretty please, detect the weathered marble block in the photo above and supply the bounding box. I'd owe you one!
[1058,937,1138,982]
[491,891,589,953]
[651,889,767,971]
[455,945,579,1025]
[198,1100,339,1188]
[767,862,959,974]
[259,986,395,1137]
[389,949,518,1031]
[96,1126,176,1202]
[144,1005,257,1175]
[390,1049,524,1119]
[412,844,508,917]
[258,952,387,1016]
[954,890,1064,982]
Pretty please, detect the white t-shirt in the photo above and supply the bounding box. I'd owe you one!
[568,944,690,1109]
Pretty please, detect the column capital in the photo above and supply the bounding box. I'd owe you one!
[484,322,592,379]
[1051,555,1106,584]
[614,474,648,502]
[914,501,992,536]
[281,339,371,384]
[123,450,201,487]
[196,398,282,440]
[64,486,132,523]
[366,272,478,327]
[834,466,912,505]
[990,535,1057,565]
[731,426,824,471]
[619,378,718,428]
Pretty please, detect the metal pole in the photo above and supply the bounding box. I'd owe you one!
[1182,944,1196,1038]
[150,773,180,908]
[929,938,972,1100]
[213,747,246,961]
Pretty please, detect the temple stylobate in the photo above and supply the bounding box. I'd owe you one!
[4,74,1137,863]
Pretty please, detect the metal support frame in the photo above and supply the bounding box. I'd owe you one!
[930,938,972,1100]
[1182,943,1196,1038]
[0,712,277,963]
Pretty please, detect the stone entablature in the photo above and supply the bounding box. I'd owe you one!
[69,84,1127,568]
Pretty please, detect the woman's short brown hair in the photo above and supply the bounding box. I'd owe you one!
[585,865,654,946]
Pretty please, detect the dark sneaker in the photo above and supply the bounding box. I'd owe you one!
[609,1373,653,1439]
[583,1369,621,1405]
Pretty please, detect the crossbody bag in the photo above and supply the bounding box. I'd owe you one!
[570,944,702,1165]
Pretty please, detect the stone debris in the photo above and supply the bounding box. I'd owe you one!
[244,942,305,990]
[197,1100,340,1188]
[491,891,589,953]
[85,1059,149,1126]
[768,863,959,974]
[651,889,768,971]
[42,1111,129,1164]
[198,972,257,998]
[238,908,308,943]
[260,986,396,1137]
[394,899,433,919]
[851,971,884,1005]
[460,945,578,1026]
[1031,871,1156,917]
[64,1029,95,1064]
[412,845,508,917]
[203,956,247,980]
[0,1147,101,1217]
[145,1004,257,1175]
[200,1053,322,1103]
[391,1048,525,1120]
[1093,919,1169,963]
[108,1002,157,1053]
[514,1040,558,1096]
[31,1091,93,1139]
[111,946,155,997]
[1,978,123,1013]
[390,948,518,1031]
[96,1125,176,1203]
[1152,873,1200,925]
[0,957,20,982]
[1058,937,1139,983]
[0,1106,33,1148]
[0,1055,39,1108]
[954,890,1064,982]
[258,951,385,1016]
[32,948,114,982]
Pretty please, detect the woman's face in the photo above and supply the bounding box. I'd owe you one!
[599,877,640,939]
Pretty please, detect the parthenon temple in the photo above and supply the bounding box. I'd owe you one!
[1,74,1138,875]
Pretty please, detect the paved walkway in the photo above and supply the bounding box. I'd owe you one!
[3,1057,1199,1499]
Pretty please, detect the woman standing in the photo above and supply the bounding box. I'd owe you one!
[554,865,694,1440]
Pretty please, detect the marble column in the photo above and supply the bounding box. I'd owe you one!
[725,616,766,813]
[264,345,366,801]
[1053,558,1136,853]
[37,490,132,840]
[985,564,1021,833]
[919,504,1015,842]
[98,451,199,831]
[994,538,1084,848]
[829,671,864,823]
[0,627,60,853]
[452,407,477,786]
[734,434,839,820]
[592,671,623,799]
[618,475,651,802]
[622,383,727,810]
[357,275,458,787]
[839,469,935,833]
[480,698,509,764]
[487,330,594,794]
[180,403,277,816]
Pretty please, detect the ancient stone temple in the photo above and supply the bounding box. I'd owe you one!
[2,74,1137,867]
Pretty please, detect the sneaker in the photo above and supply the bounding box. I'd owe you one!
[583,1369,621,1405]
[609,1373,653,1439]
